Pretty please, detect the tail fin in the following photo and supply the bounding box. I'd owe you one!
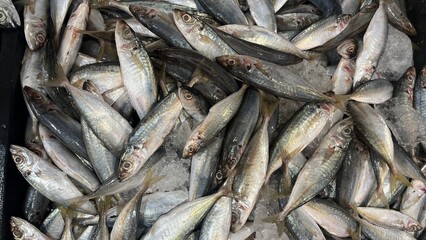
[43,64,71,88]
[262,213,286,236]
[332,94,350,113]
[219,169,237,197]
[259,90,278,122]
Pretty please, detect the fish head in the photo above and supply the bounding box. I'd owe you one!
[337,39,358,59]
[231,199,250,232]
[173,9,200,34]
[336,118,354,143]
[23,86,58,114]
[10,145,36,178]
[405,220,423,232]
[10,217,26,240]
[26,143,48,160]
[115,20,139,51]
[178,86,197,107]
[336,14,352,30]
[182,137,201,158]
[24,8,47,51]
[118,146,146,181]
[397,67,416,101]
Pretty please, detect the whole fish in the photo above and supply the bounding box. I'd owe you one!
[57,0,90,74]
[353,1,388,87]
[182,85,248,158]
[10,217,51,240]
[216,55,335,103]
[383,0,416,36]
[0,0,21,28]
[118,92,182,180]
[24,0,49,50]
[278,118,353,220]
[359,217,416,240]
[115,20,157,119]
[10,145,96,214]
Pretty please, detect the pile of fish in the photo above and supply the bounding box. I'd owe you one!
[3,0,426,239]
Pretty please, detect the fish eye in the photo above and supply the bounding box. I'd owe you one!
[188,145,194,153]
[215,171,222,180]
[347,46,354,53]
[182,14,192,23]
[33,93,43,101]
[342,127,352,136]
[12,229,23,238]
[184,92,193,100]
[121,161,133,171]
[123,28,132,37]
[227,59,236,66]
[36,34,46,44]
[0,11,6,23]
[14,156,24,164]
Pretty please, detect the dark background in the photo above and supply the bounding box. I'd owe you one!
[0,1,425,239]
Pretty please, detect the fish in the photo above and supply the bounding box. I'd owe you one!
[10,217,52,240]
[352,1,388,87]
[0,0,21,28]
[10,145,96,214]
[196,0,248,25]
[182,85,248,158]
[276,12,321,31]
[247,0,276,32]
[383,0,416,36]
[199,196,232,240]
[118,92,182,180]
[178,86,210,123]
[23,0,49,50]
[334,79,394,105]
[115,20,158,119]
[357,207,422,232]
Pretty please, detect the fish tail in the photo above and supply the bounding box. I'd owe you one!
[331,94,350,113]
[392,169,412,188]
[43,64,70,88]
[375,186,390,209]
[259,90,279,121]
[219,169,237,197]
[262,213,286,236]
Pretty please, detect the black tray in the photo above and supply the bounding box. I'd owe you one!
[0,1,425,239]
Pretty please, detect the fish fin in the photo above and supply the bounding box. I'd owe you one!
[259,90,279,121]
[43,64,70,88]
[138,168,165,194]
[375,186,390,209]
[331,94,349,113]
[393,171,411,188]
[301,50,322,60]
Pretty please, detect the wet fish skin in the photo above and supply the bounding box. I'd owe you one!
[115,20,158,120]
[359,217,416,240]
[40,209,65,239]
[57,0,90,75]
[182,85,248,159]
[200,196,232,240]
[142,190,226,239]
[291,14,352,50]
[340,0,360,15]
[23,185,51,227]
[394,66,416,106]
[353,1,388,87]
[337,138,376,208]
[278,118,353,220]
[23,86,89,160]
[400,180,426,229]
[414,66,426,125]
[394,142,426,184]
[10,145,96,214]
[337,79,394,105]
[118,92,182,181]
[10,217,52,240]
[69,62,122,93]
[129,4,193,49]
[266,103,332,182]
[173,10,236,60]
[357,207,422,232]
[276,12,321,31]
[231,96,277,232]
[39,125,100,192]
[0,0,21,28]
[189,134,224,201]
[308,0,341,17]
[196,0,248,25]
[217,24,311,59]
[383,0,416,36]
[214,30,303,65]
[303,198,358,238]
[155,47,239,94]
[216,55,333,102]
[247,0,276,32]
[348,101,398,176]
[213,88,259,187]
[24,0,49,50]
